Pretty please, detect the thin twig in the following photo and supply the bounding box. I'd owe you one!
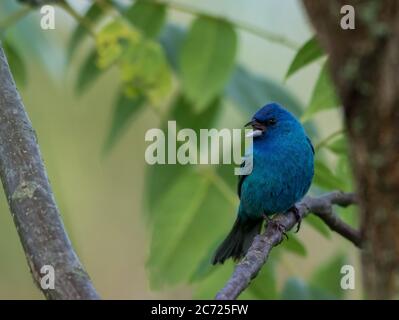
[314,129,344,151]
[58,0,96,36]
[150,0,299,50]
[0,7,31,32]
[215,191,360,300]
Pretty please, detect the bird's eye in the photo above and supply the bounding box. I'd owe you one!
[267,118,277,125]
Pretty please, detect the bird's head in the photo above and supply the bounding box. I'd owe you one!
[245,102,301,140]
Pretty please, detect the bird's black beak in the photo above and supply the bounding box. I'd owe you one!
[244,120,254,127]
[245,119,266,131]
[244,119,266,138]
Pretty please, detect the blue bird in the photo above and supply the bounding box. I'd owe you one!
[212,102,314,264]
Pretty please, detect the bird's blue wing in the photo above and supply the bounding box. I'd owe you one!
[306,136,315,155]
[237,161,247,199]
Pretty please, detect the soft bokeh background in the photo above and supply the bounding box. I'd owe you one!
[0,0,360,299]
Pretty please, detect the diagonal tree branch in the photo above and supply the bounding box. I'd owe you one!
[0,46,99,299]
[215,191,360,300]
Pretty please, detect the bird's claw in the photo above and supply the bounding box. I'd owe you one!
[262,212,288,241]
[290,205,301,233]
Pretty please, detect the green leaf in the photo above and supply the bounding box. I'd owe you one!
[190,241,219,283]
[124,0,166,38]
[308,286,338,299]
[226,65,304,117]
[68,2,105,60]
[302,63,339,122]
[282,277,338,300]
[281,278,311,300]
[146,163,190,219]
[335,155,353,191]
[103,93,145,153]
[121,40,172,103]
[96,20,172,104]
[326,136,348,155]
[225,65,318,139]
[285,36,324,79]
[280,234,307,257]
[145,95,221,219]
[337,205,358,228]
[147,171,208,287]
[180,17,237,111]
[241,258,278,299]
[160,26,306,121]
[310,254,346,299]
[335,155,357,224]
[159,24,315,132]
[147,173,235,288]
[170,95,221,135]
[3,39,27,87]
[75,49,102,95]
[145,96,229,288]
[193,262,235,299]
[0,2,64,78]
[159,24,185,71]
[194,247,278,300]
[305,214,331,239]
[314,159,345,190]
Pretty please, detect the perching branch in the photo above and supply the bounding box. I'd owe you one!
[215,191,360,300]
[0,46,99,299]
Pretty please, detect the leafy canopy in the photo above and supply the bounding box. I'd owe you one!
[1,0,355,300]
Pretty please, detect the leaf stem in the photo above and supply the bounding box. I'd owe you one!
[0,7,31,33]
[315,129,344,151]
[58,0,96,37]
[150,0,299,50]
[201,168,238,207]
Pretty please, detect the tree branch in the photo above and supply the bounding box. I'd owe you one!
[0,46,99,299]
[215,191,360,300]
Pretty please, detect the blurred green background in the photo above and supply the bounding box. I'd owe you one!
[0,0,360,299]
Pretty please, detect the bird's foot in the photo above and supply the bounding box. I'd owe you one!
[290,205,301,233]
[262,212,288,241]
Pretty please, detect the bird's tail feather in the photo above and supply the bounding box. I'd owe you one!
[212,216,263,264]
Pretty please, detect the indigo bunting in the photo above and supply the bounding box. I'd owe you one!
[212,103,314,264]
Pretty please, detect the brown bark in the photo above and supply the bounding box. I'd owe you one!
[302,0,399,299]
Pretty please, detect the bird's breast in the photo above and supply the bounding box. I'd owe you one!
[239,139,314,219]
